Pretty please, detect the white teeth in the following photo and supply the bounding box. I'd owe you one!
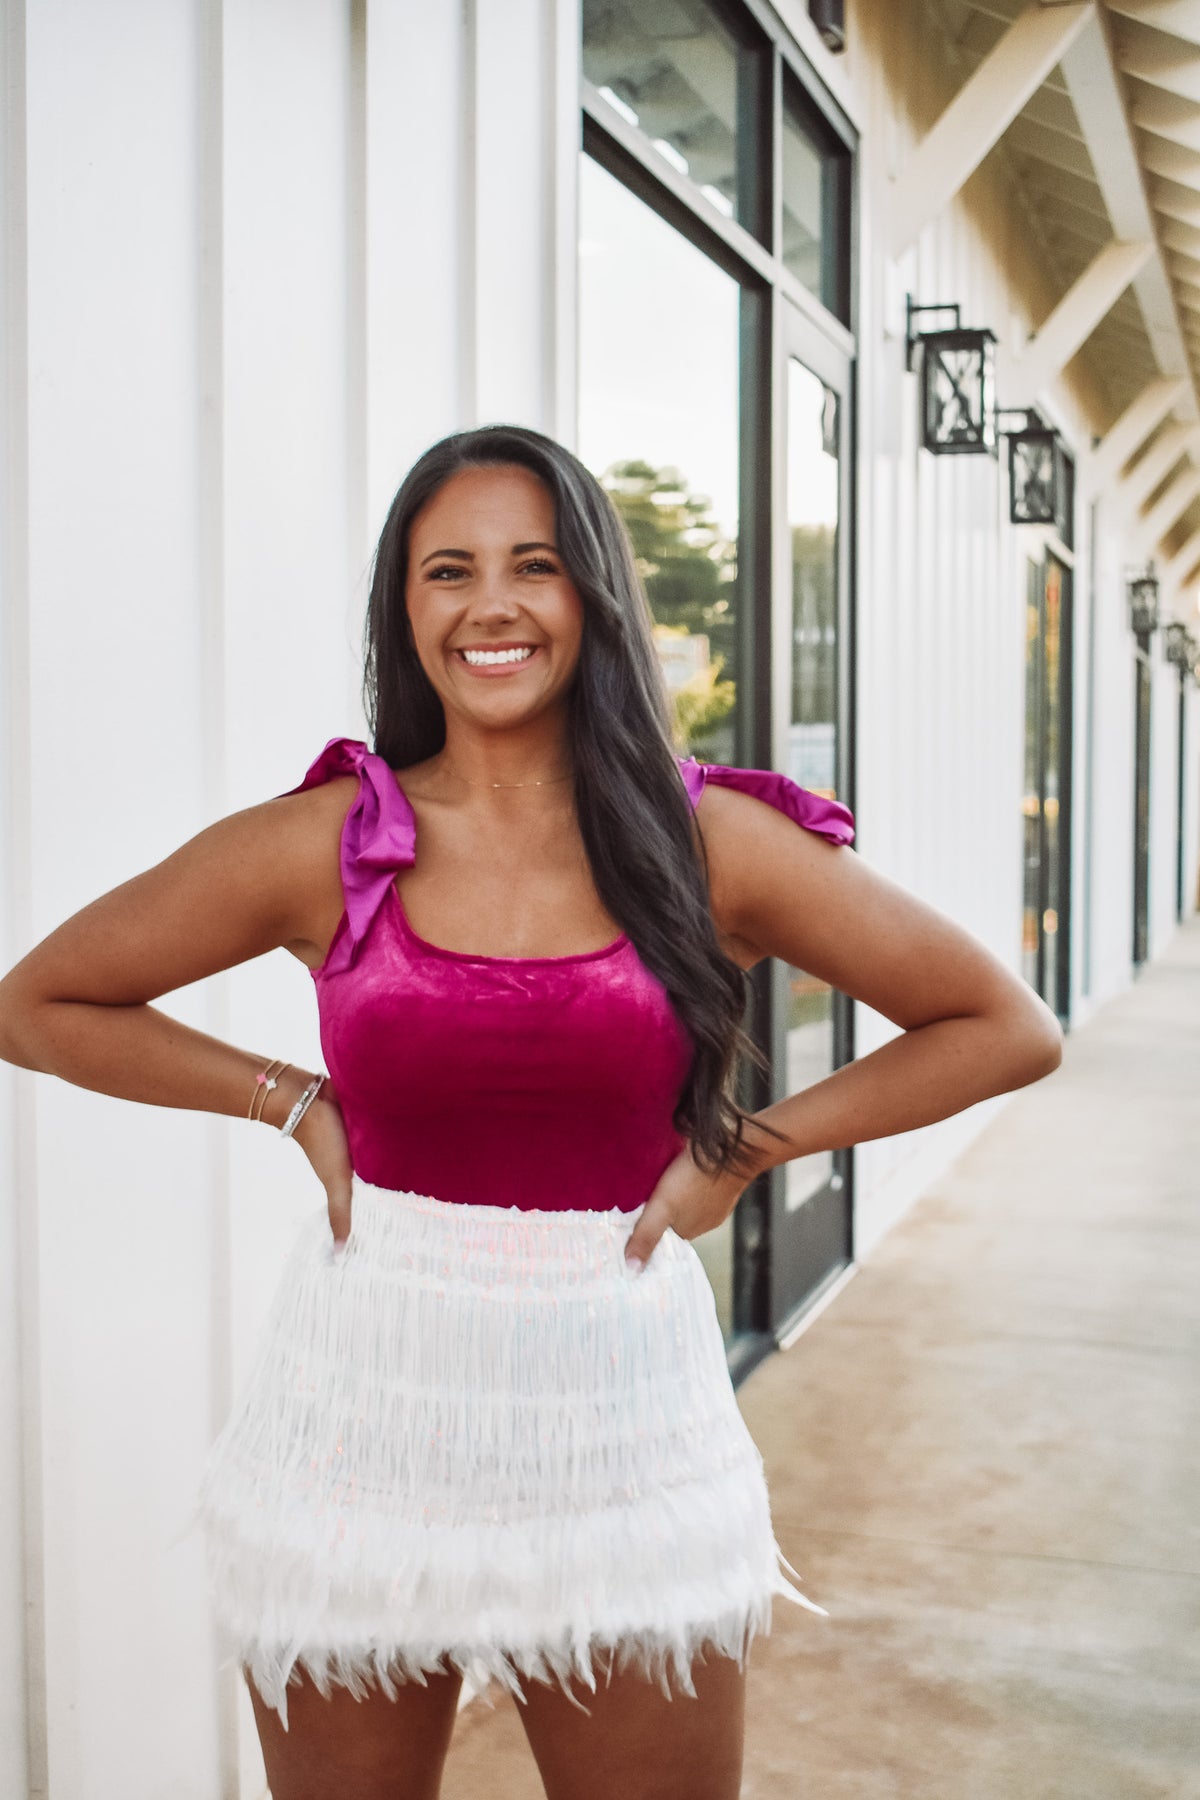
[461,646,536,666]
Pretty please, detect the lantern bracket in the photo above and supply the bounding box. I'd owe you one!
[996,408,1040,436]
[905,297,964,373]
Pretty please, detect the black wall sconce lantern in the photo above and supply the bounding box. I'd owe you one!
[1127,563,1161,639]
[809,0,846,52]
[906,298,997,456]
[998,410,1071,534]
[1163,620,1198,678]
[1163,620,1187,666]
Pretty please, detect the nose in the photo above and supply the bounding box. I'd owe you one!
[466,569,521,622]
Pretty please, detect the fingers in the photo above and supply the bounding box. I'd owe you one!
[624,1191,677,1273]
[327,1182,352,1254]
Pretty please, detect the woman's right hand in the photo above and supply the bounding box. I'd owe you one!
[289,1079,354,1250]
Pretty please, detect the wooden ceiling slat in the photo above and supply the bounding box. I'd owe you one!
[1107,2,1200,57]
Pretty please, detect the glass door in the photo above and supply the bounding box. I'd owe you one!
[1022,554,1073,1019]
[767,305,854,1335]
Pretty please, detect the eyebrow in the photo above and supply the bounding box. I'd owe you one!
[419,541,559,567]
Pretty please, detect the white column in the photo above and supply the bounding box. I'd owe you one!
[469,0,580,437]
[0,1,37,1793]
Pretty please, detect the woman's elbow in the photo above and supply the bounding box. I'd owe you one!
[0,977,50,1073]
[1006,990,1064,1085]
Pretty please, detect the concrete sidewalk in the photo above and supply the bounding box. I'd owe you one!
[441,921,1200,1799]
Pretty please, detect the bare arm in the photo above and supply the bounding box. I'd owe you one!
[0,783,356,1232]
[624,784,1062,1266]
[700,781,1063,1172]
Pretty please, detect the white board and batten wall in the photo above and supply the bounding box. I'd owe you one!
[0,2,1195,1794]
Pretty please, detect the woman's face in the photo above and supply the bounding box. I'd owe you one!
[404,463,585,735]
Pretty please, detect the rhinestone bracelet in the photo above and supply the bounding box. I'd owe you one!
[279,1073,326,1140]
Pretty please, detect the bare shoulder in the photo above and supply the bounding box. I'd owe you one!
[691,778,1053,1043]
[692,778,839,970]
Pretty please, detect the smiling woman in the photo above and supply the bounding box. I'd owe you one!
[0,421,1061,1800]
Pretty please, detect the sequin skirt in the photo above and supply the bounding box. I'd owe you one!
[196,1175,824,1726]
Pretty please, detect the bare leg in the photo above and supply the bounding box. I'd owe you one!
[246,1665,464,1800]
[513,1649,746,1800]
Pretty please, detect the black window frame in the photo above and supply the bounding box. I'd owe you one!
[580,2,858,1384]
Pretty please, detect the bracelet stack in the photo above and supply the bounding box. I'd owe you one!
[248,1060,326,1137]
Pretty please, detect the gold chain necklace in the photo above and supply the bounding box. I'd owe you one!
[447,771,574,791]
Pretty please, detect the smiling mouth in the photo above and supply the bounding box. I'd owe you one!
[457,646,539,667]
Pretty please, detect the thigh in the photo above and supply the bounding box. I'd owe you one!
[247,1664,464,1800]
[514,1649,746,1800]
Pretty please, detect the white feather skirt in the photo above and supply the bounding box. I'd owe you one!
[196,1176,825,1727]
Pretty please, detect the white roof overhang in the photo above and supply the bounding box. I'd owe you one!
[911,0,1200,610]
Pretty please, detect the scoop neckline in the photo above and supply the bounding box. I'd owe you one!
[385,764,630,965]
[389,883,629,965]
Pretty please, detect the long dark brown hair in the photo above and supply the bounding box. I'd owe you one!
[363,423,780,1177]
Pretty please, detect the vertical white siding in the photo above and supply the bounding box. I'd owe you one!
[0,3,33,1793]
[21,2,218,1794]
[1,0,581,1790]
[850,6,1079,1249]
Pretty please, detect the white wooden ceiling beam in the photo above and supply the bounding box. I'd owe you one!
[1005,238,1155,400]
[1088,376,1189,484]
[1120,420,1200,512]
[1136,464,1200,551]
[1061,14,1199,417]
[1161,526,1200,588]
[888,2,1095,257]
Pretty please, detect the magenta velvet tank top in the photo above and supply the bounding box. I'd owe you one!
[280,737,854,1212]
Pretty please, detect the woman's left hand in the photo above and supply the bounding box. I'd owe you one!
[623,1144,759,1273]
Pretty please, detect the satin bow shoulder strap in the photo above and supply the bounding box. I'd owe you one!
[278,736,417,975]
[675,755,855,848]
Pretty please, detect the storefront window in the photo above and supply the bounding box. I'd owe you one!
[579,152,742,768]
[579,149,743,1332]
[582,0,766,240]
[579,12,856,1354]
[781,71,849,321]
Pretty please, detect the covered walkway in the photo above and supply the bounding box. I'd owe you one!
[442,921,1200,1798]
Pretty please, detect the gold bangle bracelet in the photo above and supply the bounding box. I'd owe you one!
[249,1059,289,1124]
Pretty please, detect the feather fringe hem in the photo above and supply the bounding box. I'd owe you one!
[222,1558,823,1729]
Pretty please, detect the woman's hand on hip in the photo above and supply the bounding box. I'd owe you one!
[291,1080,354,1249]
[623,1144,754,1273]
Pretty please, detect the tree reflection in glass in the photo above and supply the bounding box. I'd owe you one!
[601,460,737,758]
